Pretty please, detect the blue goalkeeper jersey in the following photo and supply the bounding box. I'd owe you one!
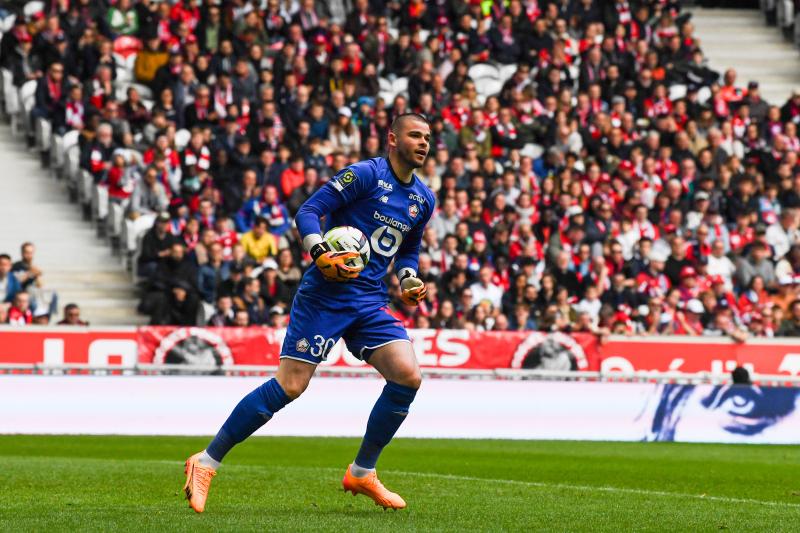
[295,157,435,304]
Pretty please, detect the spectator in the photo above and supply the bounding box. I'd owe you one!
[234,277,267,325]
[129,166,169,219]
[240,217,278,264]
[7,292,32,325]
[11,243,43,291]
[138,212,179,279]
[0,254,22,303]
[6,0,797,335]
[57,303,89,326]
[469,266,503,310]
[777,300,800,336]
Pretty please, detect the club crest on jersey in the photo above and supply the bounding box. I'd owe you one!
[409,203,419,218]
[296,338,310,353]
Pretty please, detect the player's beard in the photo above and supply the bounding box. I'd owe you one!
[399,143,427,170]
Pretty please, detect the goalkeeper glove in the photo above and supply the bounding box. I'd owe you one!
[310,242,361,282]
[399,271,427,306]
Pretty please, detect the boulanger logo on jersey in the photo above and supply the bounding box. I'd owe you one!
[372,210,410,232]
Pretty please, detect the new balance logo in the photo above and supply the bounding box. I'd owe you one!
[378,179,394,191]
[379,195,389,203]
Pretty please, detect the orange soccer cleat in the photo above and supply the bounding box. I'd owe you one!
[342,464,407,510]
[183,452,217,513]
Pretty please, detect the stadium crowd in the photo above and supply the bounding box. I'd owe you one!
[0,242,87,325]
[1,0,800,337]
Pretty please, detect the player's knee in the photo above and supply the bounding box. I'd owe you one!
[280,376,310,399]
[395,367,422,390]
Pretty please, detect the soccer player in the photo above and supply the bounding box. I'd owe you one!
[183,113,435,512]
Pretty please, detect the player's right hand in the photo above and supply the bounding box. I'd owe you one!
[311,242,361,282]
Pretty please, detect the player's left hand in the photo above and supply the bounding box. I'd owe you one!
[400,276,427,306]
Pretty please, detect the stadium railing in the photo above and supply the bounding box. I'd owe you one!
[2,362,799,387]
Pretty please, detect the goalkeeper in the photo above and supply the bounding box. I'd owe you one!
[183,113,435,513]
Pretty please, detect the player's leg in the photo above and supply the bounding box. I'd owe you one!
[184,359,315,512]
[184,292,342,513]
[352,340,421,473]
[341,305,419,509]
[204,358,316,464]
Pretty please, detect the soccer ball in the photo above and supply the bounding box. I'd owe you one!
[323,226,370,271]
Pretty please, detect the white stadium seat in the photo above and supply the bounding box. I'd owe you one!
[174,129,191,151]
[468,63,499,81]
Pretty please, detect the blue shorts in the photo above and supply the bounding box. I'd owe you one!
[280,291,409,365]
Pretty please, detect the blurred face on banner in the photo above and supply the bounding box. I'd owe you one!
[646,384,800,443]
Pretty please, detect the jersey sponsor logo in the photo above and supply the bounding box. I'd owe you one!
[296,338,310,353]
[371,225,404,257]
[408,192,426,204]
[378,179,394,191]
[373,210,410,232]
[331,168,357,191]
[409,204,419,218]
[379,195,389,203]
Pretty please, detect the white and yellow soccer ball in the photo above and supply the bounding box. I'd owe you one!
[323,226,370,271]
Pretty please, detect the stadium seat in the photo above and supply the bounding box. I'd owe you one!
[378,90,395,105]
[2,69,19,134]
[107,201,125,244]
[476,78,503,98]
[0,64,6,115]
[0,14,16,33]
[520,143,544,160]
[79,170,94,216]
[130,83,153,100]
[19,79,37,138]
[392,77,408,96]
[794,12,800,47]
[50,129,80,179]
[468,63,499,81]
[778,0,794,29]
[174,129,191,151]
[697,86,712,104]
[92,184,109,236]
[498,64,518,83]
[23,1,45,20]
[34,117,52,168]
[669,84,687,101]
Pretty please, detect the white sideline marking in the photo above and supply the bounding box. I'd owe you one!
[12,456,799,509]
[190,461,800,510]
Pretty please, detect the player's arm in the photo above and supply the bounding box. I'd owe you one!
[295,165,369,281]
[394,200,434,306]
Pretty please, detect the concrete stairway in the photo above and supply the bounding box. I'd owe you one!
[690,7,800,105]
[0,125,145,326]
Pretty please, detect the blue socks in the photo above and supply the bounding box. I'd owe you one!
[205,377,417,470]
[206,378,291,462]
[354,381,418,470]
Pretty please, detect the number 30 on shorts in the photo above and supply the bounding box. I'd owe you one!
[310,335,335,359]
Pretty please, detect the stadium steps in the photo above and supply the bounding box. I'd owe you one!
[0,125,145,326]
[690,7,800,104]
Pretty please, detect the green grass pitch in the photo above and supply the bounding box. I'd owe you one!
[1,435,799,531]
